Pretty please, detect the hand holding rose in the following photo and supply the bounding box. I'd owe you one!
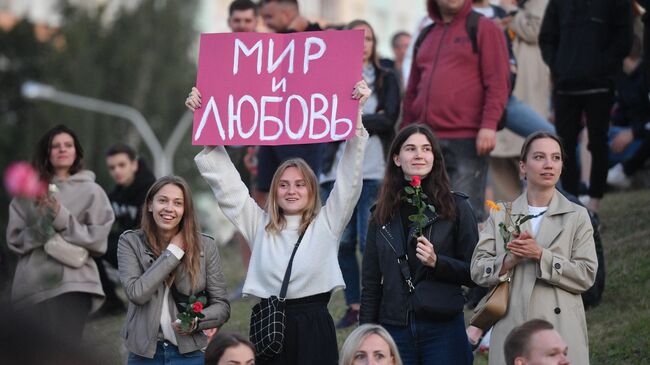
[415,236,437,268]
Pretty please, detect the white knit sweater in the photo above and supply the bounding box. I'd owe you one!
[195,131,368,299]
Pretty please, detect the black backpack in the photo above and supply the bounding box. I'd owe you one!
[413,11,508,130]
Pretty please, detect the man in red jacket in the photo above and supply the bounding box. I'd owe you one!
[402,0,509,221]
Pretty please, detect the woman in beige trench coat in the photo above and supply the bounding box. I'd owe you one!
[471,131,598,365]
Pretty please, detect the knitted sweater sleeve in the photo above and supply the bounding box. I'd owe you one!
[321,130,369,237]
[194,146,265,247]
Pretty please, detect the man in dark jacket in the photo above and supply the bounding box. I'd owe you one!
[539,0,633,212]
[97,143,155,315]
[402,0,510,222]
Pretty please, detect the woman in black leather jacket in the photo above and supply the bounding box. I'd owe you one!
[360,124,478,365]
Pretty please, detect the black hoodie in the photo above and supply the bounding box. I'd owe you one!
[539,0,633,92]
[108,158,156,245]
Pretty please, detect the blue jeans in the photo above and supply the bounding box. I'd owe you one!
[127,341,204,365]
[320,179,381,305]
[383,313,473,365]
[608,126,643,166]
[438,138,488,221]
[505,95,555,137]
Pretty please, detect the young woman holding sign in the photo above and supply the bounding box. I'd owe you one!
[191,80,371,364]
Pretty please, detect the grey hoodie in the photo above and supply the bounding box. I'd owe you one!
[7,170,115,312]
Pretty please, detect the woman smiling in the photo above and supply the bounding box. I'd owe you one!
[7,124,114,344]
[360,124,477,364]
[193,81,371,364]
[118,176,230,364]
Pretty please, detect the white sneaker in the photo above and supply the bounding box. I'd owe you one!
[607,163,631,189]
[578,195,590,206]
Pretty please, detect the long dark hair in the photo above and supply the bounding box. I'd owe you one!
[33,124,84,181]
[141,176,202,290]
[372,124,455,224]
[345,19,384,92]
[204,332,255,364]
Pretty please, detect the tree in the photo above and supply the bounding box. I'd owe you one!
[0,0,201,298]
[40,0,200,183]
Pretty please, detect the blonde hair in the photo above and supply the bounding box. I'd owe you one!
[339,324,403,365]
[265,158,320,235]
[141,176,202,290]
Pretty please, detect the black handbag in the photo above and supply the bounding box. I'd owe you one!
[412,279,465,320]
[249,232,305,360]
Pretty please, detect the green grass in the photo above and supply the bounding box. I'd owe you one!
[586,190,650,364]
[83,189,650,364]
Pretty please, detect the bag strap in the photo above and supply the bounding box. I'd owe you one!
[466,11,481,54]
[278,231,306,300]
[382,230,416,293]
[381,208,438,293]
[414,12,481,60]
[413,23,435,60]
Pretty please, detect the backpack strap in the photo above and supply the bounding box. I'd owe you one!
[415,12,482,58]
[413,23,435,61]
[466,11,482,54]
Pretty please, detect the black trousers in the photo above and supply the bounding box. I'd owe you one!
[257,292,338,365]
[94,237,121,303]
[554,92,614,198]
[94,257,119,303]
[32,292,92,344]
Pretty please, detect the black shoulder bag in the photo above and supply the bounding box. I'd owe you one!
[384,223,465,321]
[249,232,305,359]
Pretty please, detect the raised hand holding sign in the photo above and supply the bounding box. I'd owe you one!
[191,30,364,146]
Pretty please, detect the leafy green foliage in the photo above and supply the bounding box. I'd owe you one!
[0,1,201,295]
[177,294,207,331]
[402,178,436,237]
[491,201,545,249]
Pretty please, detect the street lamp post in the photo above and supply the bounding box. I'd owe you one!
[21,81,191,177]
[164,110,193,169]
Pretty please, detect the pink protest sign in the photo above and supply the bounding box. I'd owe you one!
[192,30,364,146]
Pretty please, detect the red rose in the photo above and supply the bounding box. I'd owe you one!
[192,301,203,313]
[410,175,421,188]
